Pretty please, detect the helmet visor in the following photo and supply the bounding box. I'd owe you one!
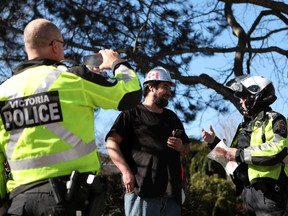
[226,75,251,92]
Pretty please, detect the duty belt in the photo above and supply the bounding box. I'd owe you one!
[9,171,98,200]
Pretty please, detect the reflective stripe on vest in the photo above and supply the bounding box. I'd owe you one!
[247,113,287,181]
[9,136,96,170]
[244,134,282,163]
[5,66,97,171]
[116,64,133,83]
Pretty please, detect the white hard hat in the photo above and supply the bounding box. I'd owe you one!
[144,67,174,84]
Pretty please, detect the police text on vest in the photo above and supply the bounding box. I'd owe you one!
[0,91,63,131]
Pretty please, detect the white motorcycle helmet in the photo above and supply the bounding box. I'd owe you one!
[226,74,277,111]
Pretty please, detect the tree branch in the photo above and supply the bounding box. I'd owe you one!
[133,0,155,53]
[248,10,288,38]
[224,3,247,76]
[251,27,288,41]
[219,0,288,14]
[153,46,288,57]
[174,73,241,112]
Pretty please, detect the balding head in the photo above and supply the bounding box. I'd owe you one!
[24,18,64,60]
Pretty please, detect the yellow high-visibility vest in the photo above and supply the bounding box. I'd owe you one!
[0,62,142,200]
[231,111,288,183]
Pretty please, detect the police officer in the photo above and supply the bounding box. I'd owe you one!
[202,75,288,216]
[0,18,142,215]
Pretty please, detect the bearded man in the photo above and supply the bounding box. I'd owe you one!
[105,67,190,216]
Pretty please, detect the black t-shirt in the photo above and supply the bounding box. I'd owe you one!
[106,104,190,203]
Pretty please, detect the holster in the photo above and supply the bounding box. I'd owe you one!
[48,173,107,215]
[86,175,107,216]
[231,163,250,196]
[10,172,107,216]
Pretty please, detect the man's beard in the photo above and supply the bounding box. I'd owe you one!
[153,94,169,108]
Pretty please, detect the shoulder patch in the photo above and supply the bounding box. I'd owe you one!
[273,119,287,135]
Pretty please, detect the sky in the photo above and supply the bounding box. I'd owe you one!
[0,1,286,153]
[94,2,288,153]
[95,55,287,154]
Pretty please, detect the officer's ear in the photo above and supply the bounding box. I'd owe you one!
[50,40,65,56]
[50,41,60,54]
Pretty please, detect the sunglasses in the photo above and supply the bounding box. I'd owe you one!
[49,39,66,48]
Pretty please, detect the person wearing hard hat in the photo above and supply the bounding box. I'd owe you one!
[202,75,288,215]
[106,67,190,216]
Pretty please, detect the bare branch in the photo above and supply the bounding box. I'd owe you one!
[224,2,247,75]
[174,73,241,112]
[153,46,288,57]
[251,27,288,41]
[248,10,288,38]
[219,0,288,14]
[133,0,155,53]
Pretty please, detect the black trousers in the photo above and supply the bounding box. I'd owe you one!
[7,179,107,216]
[243,183,288,216]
